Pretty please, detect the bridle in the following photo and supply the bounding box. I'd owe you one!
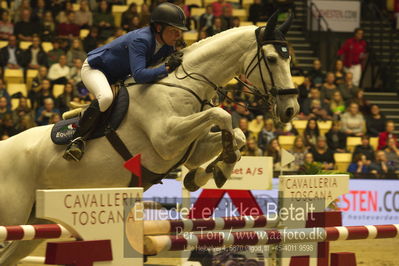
[160,26,299,124]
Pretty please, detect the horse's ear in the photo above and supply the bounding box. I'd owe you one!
[278,11,294,35]
[264,9,279,40]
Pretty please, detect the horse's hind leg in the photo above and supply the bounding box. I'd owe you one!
[183,128,246,191]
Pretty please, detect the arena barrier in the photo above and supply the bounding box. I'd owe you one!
[143,224,399,255]
[5,174,396,266]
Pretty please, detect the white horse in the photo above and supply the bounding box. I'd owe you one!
[0,11,299,265]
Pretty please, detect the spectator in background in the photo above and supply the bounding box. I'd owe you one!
[378,120,397,150]
[337,28,367,86]
[0,79,11,110]
[0,96,11,120]
[333,59,346,85]
[13,0,31,23]
[338,72,359,102]
[0,114,18,137]
[14,113,36,133]
[49,113,61,124]
[307,59,325,88]
[304,118,320,148]
[329,90,346,119]
[48,55,70,84]
[128,16,141,32]
[206,17,224,36]
[265,138,281,169]
[212,0,232,18]
[83,26,100,53]
[57,11,80,39]
[35,97,60,126]
[325,120,347,153]
[340,102,365,137]
[47,39,64,66]
[303,152,314,165]
[93,0,115,40]
[69,58,83,87]
[366,104,386,137]
[41,11,56,42]
[197,29,208,41]
[298,76,312,111]
[106,27,125,43]
[347,153,370,175]
[220,6,233,29]
[32,65,48,87]
[14,8,42,41]
[351,89,369,114]
[231,16,240,28]
[140,3,151,27]
[352,135,375,164]
[308,99,332,121]
[320,72,337,104]
[248,115,264,138]
[249,0,267,24]
[55,1,75,24]
[310,136,335,170]
[66,38,87,67]
[25,35,49,69]
[383,137,399,170]
[0,11,13,40]
[370,150,396,178]
[56,81,76,114]
[300,87,327,117]
[31,78,53,110]
[0,35,25,69]
[238,117,254,139]
[32,0,47,23]
[12,96,33,122]
[290,135,308,171]
[242,136,263,156]
[75,0,93,28]
[258,118,275,152]
[231,101,253,128]
[199,4,213,31]
[121,3,139,31]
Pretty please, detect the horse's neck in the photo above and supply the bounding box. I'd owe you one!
[173,27,256,100]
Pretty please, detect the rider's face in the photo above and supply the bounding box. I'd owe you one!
[158,25,182,46]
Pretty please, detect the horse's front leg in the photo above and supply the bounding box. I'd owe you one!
[149,107,239,162]
[183,128,246,191]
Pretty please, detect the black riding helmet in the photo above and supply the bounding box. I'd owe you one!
[150,3,188,31]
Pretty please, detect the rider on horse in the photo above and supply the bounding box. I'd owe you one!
[63,3,188,162]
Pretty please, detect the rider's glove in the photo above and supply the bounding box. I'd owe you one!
[166,51,183,72]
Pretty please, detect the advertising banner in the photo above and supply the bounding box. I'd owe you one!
[310,0,360,32]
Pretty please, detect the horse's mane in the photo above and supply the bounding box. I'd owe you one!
[182,26,257,55]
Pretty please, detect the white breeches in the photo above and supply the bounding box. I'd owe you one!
[81,59,114,112]
[344,64,362,87]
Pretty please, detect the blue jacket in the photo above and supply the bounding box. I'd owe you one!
[87,26,174,84]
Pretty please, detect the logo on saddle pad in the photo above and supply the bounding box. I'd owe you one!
[55,123,77,139]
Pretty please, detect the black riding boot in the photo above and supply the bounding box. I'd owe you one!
[63,100,101,161]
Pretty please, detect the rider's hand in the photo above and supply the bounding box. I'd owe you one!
[166,52,183,73]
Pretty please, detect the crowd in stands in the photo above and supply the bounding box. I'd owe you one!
[0,0,396,179]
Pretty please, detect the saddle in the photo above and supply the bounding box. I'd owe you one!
[51,85,129,145]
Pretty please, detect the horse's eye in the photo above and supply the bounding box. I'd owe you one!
[267,56,277,64]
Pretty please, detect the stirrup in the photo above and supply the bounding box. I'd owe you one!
[63,137,86,162]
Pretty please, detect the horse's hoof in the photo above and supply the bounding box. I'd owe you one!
[213,166,227,188]
[221,130,239,164]
[223,150,240,164]
[183,169,200,192]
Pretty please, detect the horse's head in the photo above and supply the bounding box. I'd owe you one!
[242,10,299,123]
